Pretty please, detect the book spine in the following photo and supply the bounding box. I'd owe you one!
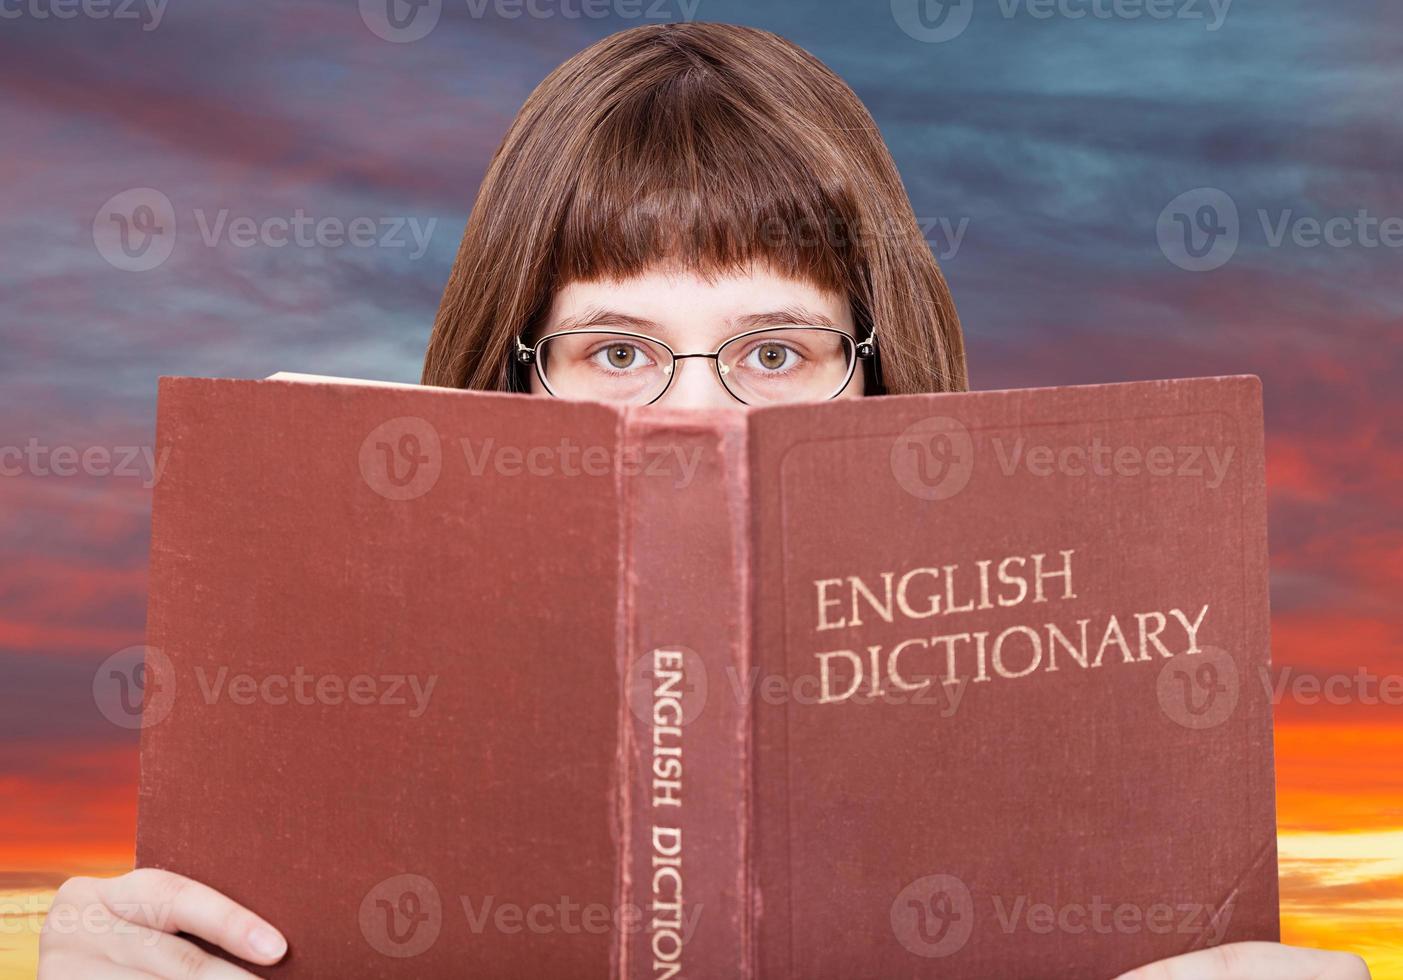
[614,410,752,980]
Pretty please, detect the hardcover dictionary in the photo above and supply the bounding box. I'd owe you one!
[136,374,1278,978]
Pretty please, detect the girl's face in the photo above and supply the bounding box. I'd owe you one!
[530,261,864,408]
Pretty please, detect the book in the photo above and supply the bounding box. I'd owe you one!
[135,373,1279,978]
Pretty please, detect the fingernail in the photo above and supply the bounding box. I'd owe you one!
[248,924,287,960]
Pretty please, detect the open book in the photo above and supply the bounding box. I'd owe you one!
[136,373,1278,978]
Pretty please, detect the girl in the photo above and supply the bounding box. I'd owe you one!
[40,21,1368,980]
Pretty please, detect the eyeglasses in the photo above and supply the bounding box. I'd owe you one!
[516,326,877,406]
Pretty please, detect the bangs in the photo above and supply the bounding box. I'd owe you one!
[552,70,867,305]
[423,23,966,396]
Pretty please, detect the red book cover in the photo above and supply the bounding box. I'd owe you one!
[136,374,1277,978]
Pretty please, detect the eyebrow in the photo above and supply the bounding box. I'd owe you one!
[551,304,838,334]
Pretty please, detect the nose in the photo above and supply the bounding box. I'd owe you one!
[655,356,744,409]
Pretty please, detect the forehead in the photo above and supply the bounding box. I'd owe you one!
[542,261,853,346]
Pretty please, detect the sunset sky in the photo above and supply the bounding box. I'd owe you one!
[1,0,1400,975]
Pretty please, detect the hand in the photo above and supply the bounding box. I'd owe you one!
[38,869,287,979]
[1115,941,1371,979]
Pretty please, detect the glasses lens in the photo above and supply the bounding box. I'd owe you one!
[535,331,673,404]
[717,327,857,405]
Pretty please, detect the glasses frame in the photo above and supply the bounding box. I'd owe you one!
[516,325,878,406]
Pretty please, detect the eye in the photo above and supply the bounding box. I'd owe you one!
[743,340,803,373]
[590,342,655,372]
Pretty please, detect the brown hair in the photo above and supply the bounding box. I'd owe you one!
[420,21,966,395]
